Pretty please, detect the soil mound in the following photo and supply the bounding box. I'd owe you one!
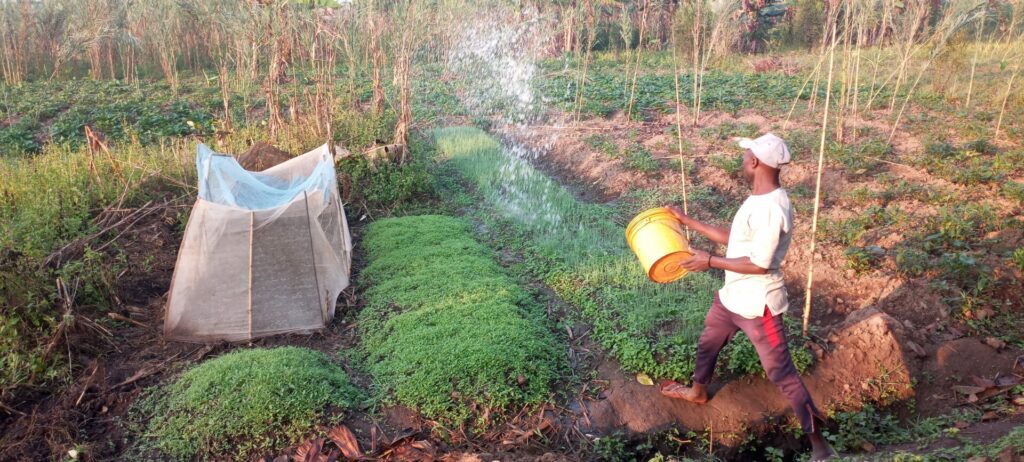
[237,141,293,171]
[581,310,914,447]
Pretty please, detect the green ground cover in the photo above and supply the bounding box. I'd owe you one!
[357,214,563,432]
[433,126,812,381]
[129,347,361,461]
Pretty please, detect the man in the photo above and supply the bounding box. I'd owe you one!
[661,133,834,461]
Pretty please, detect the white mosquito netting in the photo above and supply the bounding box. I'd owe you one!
[164,143,352,342]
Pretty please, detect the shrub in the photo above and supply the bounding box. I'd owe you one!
[336,156,434,216]
[585,134,620,159]
[624,143,659,172]
[358,215,562,430]
[825,405,909,453]
[0,139,190,394]
[130,347,361,461]
[1002,181,1024,204]
[845,246,885,274]
[709,153,743,176]
[895,246,930,277]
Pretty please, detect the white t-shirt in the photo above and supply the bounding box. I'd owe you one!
[718,188,793,318]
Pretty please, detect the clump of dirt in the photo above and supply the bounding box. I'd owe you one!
[237,141,293,171]
[579,309,914,450]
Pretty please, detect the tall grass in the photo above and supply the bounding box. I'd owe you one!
[0,137,193,396]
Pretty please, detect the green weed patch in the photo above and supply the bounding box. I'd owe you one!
[0,139,192,395]
[357,215,563,431]
[433,126,812,381]
[129,347,361,461]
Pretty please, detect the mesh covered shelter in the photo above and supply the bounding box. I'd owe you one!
[165,143,352,342]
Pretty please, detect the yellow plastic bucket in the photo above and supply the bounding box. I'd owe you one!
[625,207,692,283]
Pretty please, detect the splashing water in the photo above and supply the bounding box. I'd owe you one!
[445,5,580,233]
[446,6,549,127]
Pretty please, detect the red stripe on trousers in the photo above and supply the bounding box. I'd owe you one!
[762,305,781,349]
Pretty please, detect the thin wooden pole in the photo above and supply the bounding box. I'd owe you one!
[965,7,985,108]
[672,28,690,240]
[248,211,254,338]
[994,66,1019,141]
[691,0,702,126]
[626,0,648,121]
[804,11,839,337]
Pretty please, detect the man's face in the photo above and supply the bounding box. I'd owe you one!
[741,149,757,183]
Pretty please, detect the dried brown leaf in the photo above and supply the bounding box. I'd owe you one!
[295,438,325,462]
[971,377,997,389]
[327,425,362,460]
[994,376,1020,388]
[952,385,987,395]
[984,337,1006,350]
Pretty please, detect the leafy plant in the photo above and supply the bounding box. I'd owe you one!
[895,246,930,277]
[845,246,885,274]
[708,153,743,176]
[585,134,620,159]
[825,405,909,453]
[623,143,659,172]
[1012,248,1024,272]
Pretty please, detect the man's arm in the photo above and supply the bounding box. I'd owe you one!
[666,206,730,245]
[680,249,769,275]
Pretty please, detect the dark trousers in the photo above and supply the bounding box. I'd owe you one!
[692,294,823,434]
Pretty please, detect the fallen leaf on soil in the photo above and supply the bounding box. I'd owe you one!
[635,373,654,386]
[952,385,987,395]
[975,308,995,320]
[1013,396,1024,407]
[955,421,971,429]
[905,341,927,358]
[984,337,1007,350]
[327,425,362,460]
[861,441,876,453]
[388,439,435,462]
[972,377,997,389]
[295,438,324,462]
[981,411,1000,421]
[994,376,1019,388]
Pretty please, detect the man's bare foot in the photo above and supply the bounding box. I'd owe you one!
[658,381,708,403]
[809,431,835,461]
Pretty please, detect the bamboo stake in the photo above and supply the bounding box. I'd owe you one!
[672,28,690,239]
[574,0,596,124]
[994,65,1019,141]
[965,7,985,108]
[850,8,866,141]
[804,10,839,337]
[626,0,649,121]
[691,0,703,126]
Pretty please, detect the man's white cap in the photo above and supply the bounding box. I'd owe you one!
[737,133,791,169]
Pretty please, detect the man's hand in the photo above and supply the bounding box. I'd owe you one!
[665,205,730,246]
[682,248,711,272]
[666,205,692,227]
